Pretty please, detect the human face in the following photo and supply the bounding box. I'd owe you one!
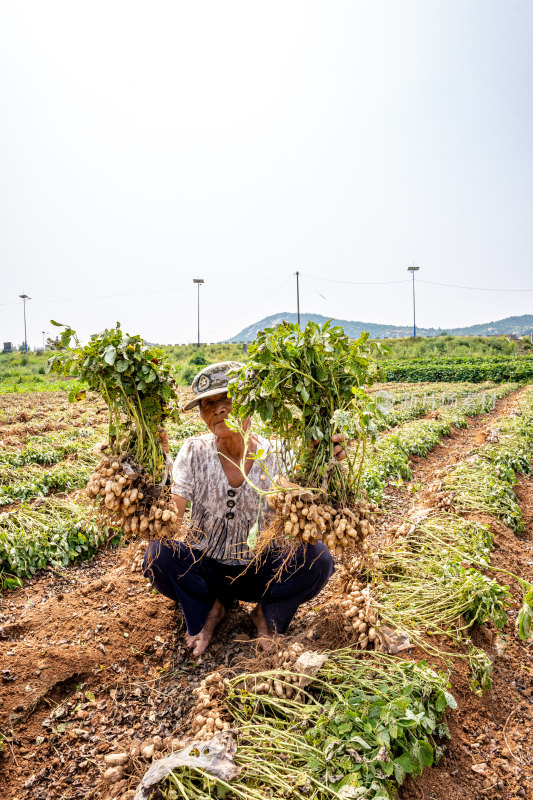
[199,392,233,436]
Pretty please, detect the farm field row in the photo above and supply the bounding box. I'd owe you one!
[0,381,532,800]
[150,385,533,800]
[0,334,531,393]
[0,383,514,588]
[381,355,533,383]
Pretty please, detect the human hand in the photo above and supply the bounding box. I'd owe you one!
[158,426,169,455]
[332,432,346,462]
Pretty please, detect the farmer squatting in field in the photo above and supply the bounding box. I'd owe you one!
[143,362,344,656]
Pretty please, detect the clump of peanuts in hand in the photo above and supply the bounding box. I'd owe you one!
[189,672,232,739]
[267,489,377,555]
[340,581,378,648]
[85,455,178,539]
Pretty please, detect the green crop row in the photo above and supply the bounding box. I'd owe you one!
[474,386,533,476]
[443,459,523,533]
[0,377,86,394]
[0,425,104,466]
[0,458,95,505]
[442,386,533,534]
[372,514,511,678]
[0,498,110,590]
[360,384,516,502]
[389,355,531,365]
[382,357,533,383]
[374,382,496,429]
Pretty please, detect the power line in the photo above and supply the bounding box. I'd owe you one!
[0,274,287,307]
[304,273,411,286]
[305,272,533,293]
[0,285,194,305]
[0,305,20,325]
[2,273,531,307]
[211,274,287,287]
[418,279,533,292]
[204,276,293,341]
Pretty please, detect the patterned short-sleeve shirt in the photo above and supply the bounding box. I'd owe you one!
[171,433,282,564]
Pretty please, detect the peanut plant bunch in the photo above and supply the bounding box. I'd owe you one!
[163,652,456,800]
[229,320,383,508]
[47,322,180,482]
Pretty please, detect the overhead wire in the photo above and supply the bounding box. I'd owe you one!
[2,270,530,345]
[303,273,411,286]
[203,276,293,341]
[0,305,21,325]
[417,279,533,293]
[0,286,193,306]
[0,274,288,307]
[2,273,531,308]
[304,273,533,293]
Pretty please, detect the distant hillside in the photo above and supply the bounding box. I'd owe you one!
[227,313,533,342]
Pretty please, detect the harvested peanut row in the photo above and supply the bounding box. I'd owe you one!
[189,671,231,740]
[339,586,378,648]
[436,491,454,511]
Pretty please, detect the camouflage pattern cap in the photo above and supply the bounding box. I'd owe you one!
[182,361,244,411]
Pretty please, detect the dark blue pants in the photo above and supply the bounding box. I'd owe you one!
[143,540,335,636]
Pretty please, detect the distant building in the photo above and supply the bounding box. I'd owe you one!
[3,342,13,352]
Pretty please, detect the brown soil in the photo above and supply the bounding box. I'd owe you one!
[385,388,533,800]
[0,392,107,446]
[1,387,533,800]
[397,474,533,800]
[0,539,329,800]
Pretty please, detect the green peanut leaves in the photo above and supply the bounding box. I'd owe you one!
[229,320,382,503]
[47,323,180,479]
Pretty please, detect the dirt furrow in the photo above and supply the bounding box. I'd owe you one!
[0,386,531,800]
[388,388,533,800]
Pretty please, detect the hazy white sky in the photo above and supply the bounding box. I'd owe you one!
[1,0,532,347]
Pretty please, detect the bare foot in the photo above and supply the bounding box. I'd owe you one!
[185,600,225,656]
[250,604,279,652]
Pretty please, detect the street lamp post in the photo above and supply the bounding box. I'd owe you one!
[19,294,31,352]
[407,266,420,338]
[193,279,204,347]
[295,271,300,326]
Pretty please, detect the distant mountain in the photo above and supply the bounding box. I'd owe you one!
[227,313,533,342]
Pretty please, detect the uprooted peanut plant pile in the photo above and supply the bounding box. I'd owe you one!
[47,322,181,539]
[229,320,383,557]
